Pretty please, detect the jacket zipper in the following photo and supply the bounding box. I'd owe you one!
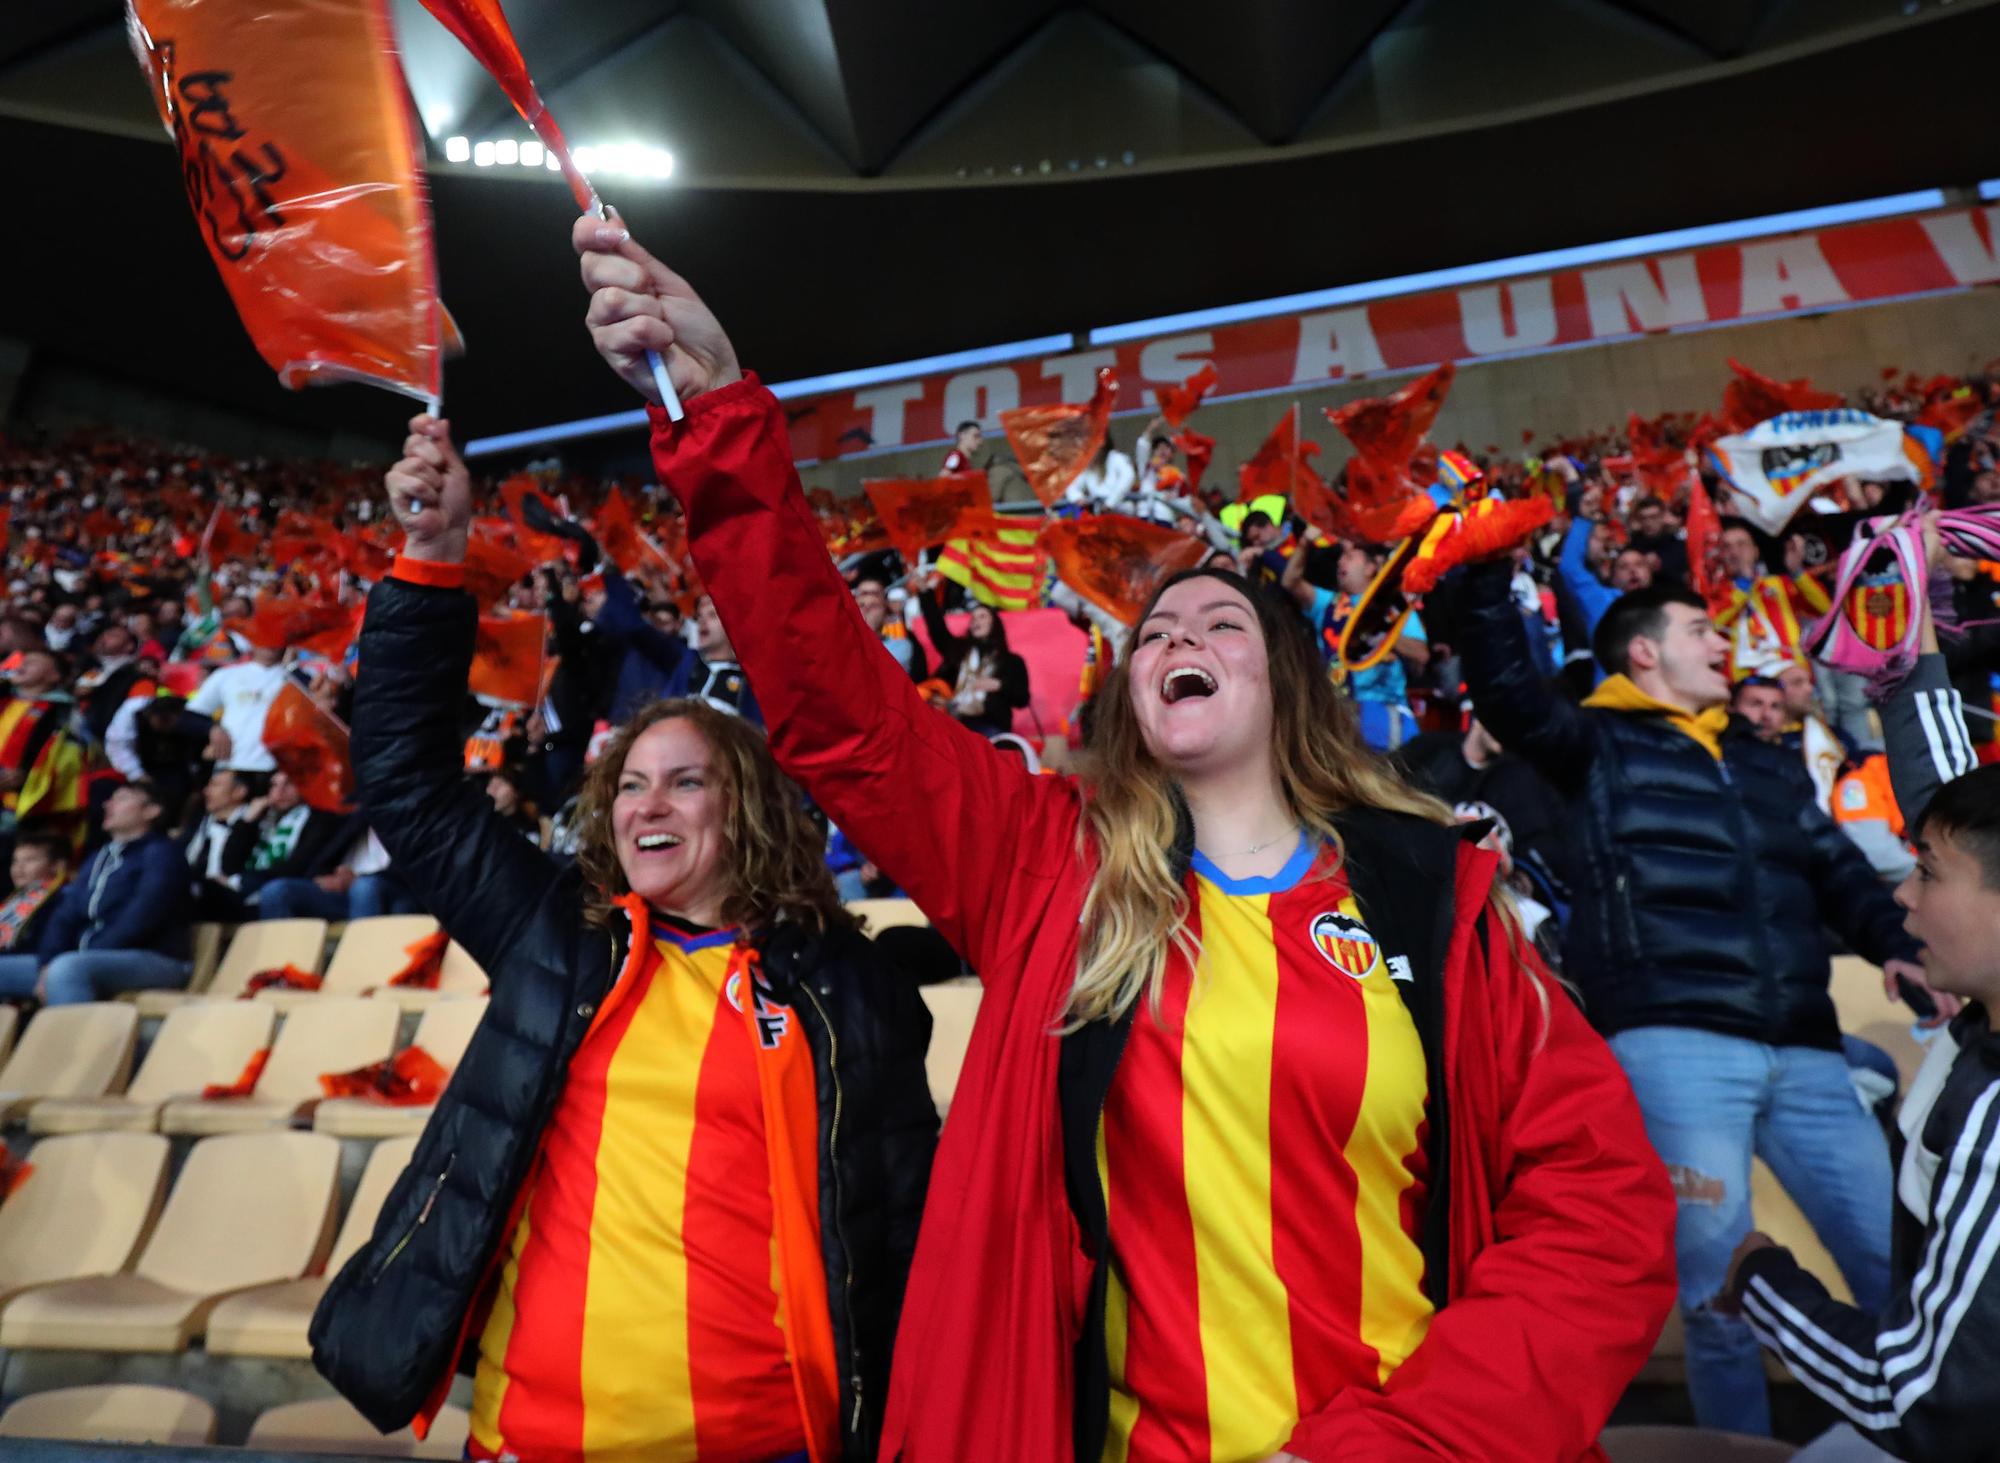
[799,980,863,1436]
[373,1152,456,1281]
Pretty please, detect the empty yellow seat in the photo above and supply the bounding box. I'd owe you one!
[0,1003,18,1066]
[919,978,981,1117]
[0,1003,137,1124]
[1829,953,1932,1090]
[314,998,486,1140]
[29,1001,275,1135]
[0,1129,339,1353]
[158,997,400,1136]
[257,915,441,1012]
[248,1397,469,1458]
[137,918,328,1016]
[0,1132,169,1309]
[0,1383,217,1446]
[849,897,930,932]
[371,938,490,1013]
[206,1135,417,1358]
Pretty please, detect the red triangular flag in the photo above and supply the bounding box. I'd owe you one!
[863,472,997,565]
[1238,406,1325,504]
[202,507,260,568]
[1720,359,1843,433]
[1325,364,1456,507]
[593,486,676,577]
[1175,429,1215,492]
[1037,516,1209,626]
[462,525,536,610]
[499,476,571,566]
[261,682,355,812]
[1001,368,1119,507]
[1156,363,1218,428]
[470,613,547,707]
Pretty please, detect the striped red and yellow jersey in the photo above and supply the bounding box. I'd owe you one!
[1098,836,1433,1463]
[469,921,820,1463]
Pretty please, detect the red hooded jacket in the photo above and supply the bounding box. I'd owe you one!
[653,377,1675,1462]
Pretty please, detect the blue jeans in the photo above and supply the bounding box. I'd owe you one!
[1609,1026,1894,1436]
[257,874,423,922]
[0,948,192,1005]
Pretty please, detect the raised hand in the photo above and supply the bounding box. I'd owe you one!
[573,216,742,407]
[386,415,471,564]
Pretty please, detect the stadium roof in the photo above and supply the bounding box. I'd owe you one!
[3,0,1997,445]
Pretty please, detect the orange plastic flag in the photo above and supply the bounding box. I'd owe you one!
[1238,406,1324,503]
[1038,517,1210,626]
[1175,428,1215,492]
[387,929,450,990]
[1685,475,1727,606]
[499,476,571,565]
[127,0,446,402]
[319,1043,451,1104]
[201,507,260,568]
[470,613,546,707]
[462,526,535,609]
[1001,368,1119,507]
[1325,364,1456,504]
[863,471,997,565]
[1156,363,1219,428]
[262,681,355,812]
[226,593,363,658]
[415,0,595,211]
[270,509,345,567]
[202,1045,273,1098]
[594,486,675,576]
[241,966,321,998]
[339,527,401,581]
[1720,358,1843,433]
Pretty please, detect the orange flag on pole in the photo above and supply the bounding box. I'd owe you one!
[200,507,260,568]
[262,682,354,812]
[1038,517,1209,626]
[126,0,447,404]
[1238,406,1324,503]
[593,487,676,577]
[462,526,535,609]
[498,477,570,565]
[1720,358,1843,433]
[1326,364,1455,488]
[226,593,363,659]
[1002,368,1119,507]
[1175,428,1215,492]
[864,472,997,565]
[470,613,546,707]
[1156,364,1218,428]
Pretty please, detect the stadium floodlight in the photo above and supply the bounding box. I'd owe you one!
[521,140,545,168]
[647,148,674,180]
[573,146,600,173]
[444,136,470,163]
[494,139,519,166]
[472,140,495,167]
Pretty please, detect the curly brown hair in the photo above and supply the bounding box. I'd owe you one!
[573,699,856,937]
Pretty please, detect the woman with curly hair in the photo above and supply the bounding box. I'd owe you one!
[569,218,1677,1463]
[309,421,938,1463]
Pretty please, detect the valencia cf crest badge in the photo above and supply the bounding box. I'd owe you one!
[1310,910,1380,981]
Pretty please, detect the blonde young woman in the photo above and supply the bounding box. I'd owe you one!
[574,217,1676,1463]
[310,425,937,1463]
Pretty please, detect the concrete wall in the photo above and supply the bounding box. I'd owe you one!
[797,287,2000,502]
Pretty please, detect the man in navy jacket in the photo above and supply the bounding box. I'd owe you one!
[0,780,191,1004]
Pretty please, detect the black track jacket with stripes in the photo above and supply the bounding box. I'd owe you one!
[1733,653,2000,1460]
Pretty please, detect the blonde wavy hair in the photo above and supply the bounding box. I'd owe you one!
[1070,567,1470,1027]
[574,699,856,938]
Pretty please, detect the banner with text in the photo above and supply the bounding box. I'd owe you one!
[784,203,2000,463]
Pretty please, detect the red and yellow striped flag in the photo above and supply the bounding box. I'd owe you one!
[938,517,1044,611]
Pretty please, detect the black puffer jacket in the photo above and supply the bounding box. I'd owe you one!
[309,574,938,1460]
[1459,562,1919,1049]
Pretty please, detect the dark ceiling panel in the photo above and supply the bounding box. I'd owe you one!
[0,3,120,73]
[1093,0,1405,142]
[691,0,858,164]
[3,1,1991,451]
[1599,0,1780,57]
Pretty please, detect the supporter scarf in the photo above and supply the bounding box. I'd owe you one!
[249,805,311,872]
[1705,410,1922,534]
[1582,674,1730,760]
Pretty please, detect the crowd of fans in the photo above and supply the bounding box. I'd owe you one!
[1,354,1998,1450]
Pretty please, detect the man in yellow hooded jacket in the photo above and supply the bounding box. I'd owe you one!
[1456,567,1949,1441]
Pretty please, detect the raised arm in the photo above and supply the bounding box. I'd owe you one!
[1460,561,1595,790]
[351,418,576,980]
[574,217,1078,976]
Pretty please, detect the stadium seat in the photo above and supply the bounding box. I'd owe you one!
[0,1383,217,1446]
[1829,953,1931,1090]
[850,897,930,932]
[0,1002,18,1065]
[205,1134,417,1358]
[0,1003,138,1124]
[1601,1425,1796,1460]
[28,1001,276,1135]
[370,937,490,1013]
[919,978,981,1116]
[136,917,329,1016]
[258,914,441,1011]
[0,1129,339,1352]
[156,997,399,1136]
[0,1132,169,1309]
[314,997,486,1139]
[248,1397,469,1458]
